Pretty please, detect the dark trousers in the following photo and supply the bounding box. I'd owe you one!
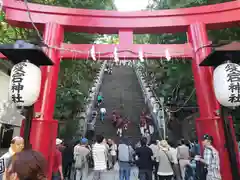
[63,162,72,179]
[153,160,159,180]
[158,175,173,180]
[138,169,153,180]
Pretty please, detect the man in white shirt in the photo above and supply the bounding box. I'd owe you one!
[100,107,106,123]
[92,135,108,180]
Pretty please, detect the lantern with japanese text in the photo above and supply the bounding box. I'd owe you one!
[9,62,41,107]
[213,62,240,107]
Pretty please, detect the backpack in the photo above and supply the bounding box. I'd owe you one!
[118,144,132,162]
[184,162,195,180]
[195,160,207,180]
[74,154,85,169]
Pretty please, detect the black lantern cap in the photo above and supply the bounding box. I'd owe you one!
[200,41,240,67]
[0,40,54,66]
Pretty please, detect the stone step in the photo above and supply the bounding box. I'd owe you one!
[94,66,144,141]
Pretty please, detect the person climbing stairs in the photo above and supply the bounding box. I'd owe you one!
[94,65,146,143]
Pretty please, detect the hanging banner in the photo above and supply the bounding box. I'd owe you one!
[213,62,240,107]
[9,62,41,107]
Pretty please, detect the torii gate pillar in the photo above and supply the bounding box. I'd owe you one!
[25,22,63,178]
[188,22,233,180]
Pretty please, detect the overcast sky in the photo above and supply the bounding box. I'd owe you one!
[114,0,150,11]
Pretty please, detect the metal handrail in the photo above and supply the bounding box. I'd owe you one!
[78,61,107,136]
[133,63,165,139]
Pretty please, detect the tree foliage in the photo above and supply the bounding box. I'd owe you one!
[0,0,115,139]
[142,0,240,107]
[138,0,240,138]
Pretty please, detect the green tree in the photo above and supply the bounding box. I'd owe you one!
[138,0,240,138]
[0,0,115,139]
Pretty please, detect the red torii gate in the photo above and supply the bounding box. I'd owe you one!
[1,0,240,179]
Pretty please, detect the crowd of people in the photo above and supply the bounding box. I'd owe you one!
[0,92,222,180]
[0,129,223,180]
[64,133,222,180]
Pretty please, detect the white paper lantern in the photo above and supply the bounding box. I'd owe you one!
[9,62,41,106]
[150,97,155,105]
[213,62,240,107]
[91,87,96,92]
[146,87,150,93]
[153,103,159,113]
[147,91,153,98]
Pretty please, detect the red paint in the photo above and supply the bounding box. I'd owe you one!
[30,22,64,179]
[2,0,240,179]
[3,0,240,33]
[187,22,234,180]
[30,119,58,178]
[119,30,133,45]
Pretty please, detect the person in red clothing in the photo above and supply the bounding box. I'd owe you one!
[116,116,124,137]
[123,117,130,130]
[145,114,154,135]
[112,110,118,127]
[52,138,64,180]
[140,117,147,136]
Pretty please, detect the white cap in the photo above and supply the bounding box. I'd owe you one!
[56,138,63,145]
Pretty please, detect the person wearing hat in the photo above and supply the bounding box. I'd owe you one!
[73,137,90,180]
[200,134,221,180]
[52,138,64,180]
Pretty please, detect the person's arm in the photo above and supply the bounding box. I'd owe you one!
[177,147,180,160]
[156,150,160,162]
[135,148,140,160]
[58,152,64,180]
[104,146,108,161]
[168,151,174,162]
[73,145,77,160]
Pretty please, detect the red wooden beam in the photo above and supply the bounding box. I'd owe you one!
[0,43,193,60]
[3,0,240,33]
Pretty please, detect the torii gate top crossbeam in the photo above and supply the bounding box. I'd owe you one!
[3,0,240,34]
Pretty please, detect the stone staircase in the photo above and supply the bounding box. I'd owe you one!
[94,66,146,144]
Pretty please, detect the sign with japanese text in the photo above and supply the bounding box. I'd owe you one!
[9,62,41,106]
[213,62,240,107]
